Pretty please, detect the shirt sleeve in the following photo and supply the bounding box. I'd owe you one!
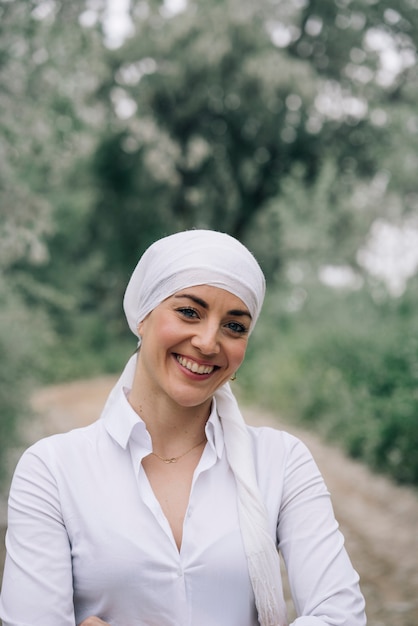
[0,443,76,626]
[277,435,366,626]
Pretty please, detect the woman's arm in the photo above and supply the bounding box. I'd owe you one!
[278,436,366,626]
[0,445,76,626]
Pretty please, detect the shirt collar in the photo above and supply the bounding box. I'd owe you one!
[102,386,150,450]
[102,385,224,459]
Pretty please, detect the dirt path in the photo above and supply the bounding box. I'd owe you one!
[1,376,418,626]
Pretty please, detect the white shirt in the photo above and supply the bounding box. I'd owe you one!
[0,388,366,626]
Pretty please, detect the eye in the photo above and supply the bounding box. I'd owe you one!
[176,307,200,319]
[225,321,248,335]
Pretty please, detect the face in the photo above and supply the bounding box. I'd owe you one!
[135,285,251,412]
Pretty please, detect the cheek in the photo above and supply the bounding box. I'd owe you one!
[146,315,189,353]
[139,310,174,344]
[157,318,183,345]
[230,341,247,369]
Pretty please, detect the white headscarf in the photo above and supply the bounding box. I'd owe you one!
[105,229,287,626]
[123,229,265,336]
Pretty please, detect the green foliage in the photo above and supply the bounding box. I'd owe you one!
[241,285,418,486]
[0,0,107,483]
[89,0,396,282]
[90,3,320,280]
[1,0,418,489]
[39,315,134,383]
[0,0,105,259]
[247,158,384,276]
[0,277,52,483]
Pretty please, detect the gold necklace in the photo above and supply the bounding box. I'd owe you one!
[151,438,207,464]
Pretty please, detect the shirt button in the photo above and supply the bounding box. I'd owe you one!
[177,568,183,577]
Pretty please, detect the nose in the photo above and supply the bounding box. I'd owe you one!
[190,321,220,355]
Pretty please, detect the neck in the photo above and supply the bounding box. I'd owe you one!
[128,379,211,449]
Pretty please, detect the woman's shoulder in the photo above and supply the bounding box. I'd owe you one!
[246,422,315,467]
[16,419,104,471]
[245,423,326,505]
[246,422,303,448]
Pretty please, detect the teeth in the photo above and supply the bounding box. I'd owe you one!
[177,355,214,375]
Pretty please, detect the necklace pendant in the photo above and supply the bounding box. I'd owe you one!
[152,438,206,464]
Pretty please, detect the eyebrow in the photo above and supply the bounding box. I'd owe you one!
[174,294,252,319]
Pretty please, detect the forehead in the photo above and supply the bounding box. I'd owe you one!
[168,285,250,311]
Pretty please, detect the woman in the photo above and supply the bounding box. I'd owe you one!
[0,230,366,626]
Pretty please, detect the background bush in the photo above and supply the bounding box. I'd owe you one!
[0,278,51,484]
[240,283,418,486]
[1,0,418,488]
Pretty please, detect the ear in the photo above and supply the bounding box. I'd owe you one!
[137,310,152,336]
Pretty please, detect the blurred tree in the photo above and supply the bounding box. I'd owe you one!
[1,0,113,331]
[1,0,107,285]
[88,0,418,283]
[1,0,418,485]
[89,1,320,281]
[289,0,418,201]
[2,0,417,349]
[0,0,108,481]
[292,0,418,86]
[85,2,352,265]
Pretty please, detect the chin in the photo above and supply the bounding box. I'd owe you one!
[168,388,214,409]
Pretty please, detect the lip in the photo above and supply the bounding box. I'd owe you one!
[174,353,220,378]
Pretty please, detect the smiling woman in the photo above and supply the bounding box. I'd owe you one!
[131,285,250,416]
[0,230,366,626]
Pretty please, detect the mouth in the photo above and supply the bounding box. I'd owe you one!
[176,354,219,376]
